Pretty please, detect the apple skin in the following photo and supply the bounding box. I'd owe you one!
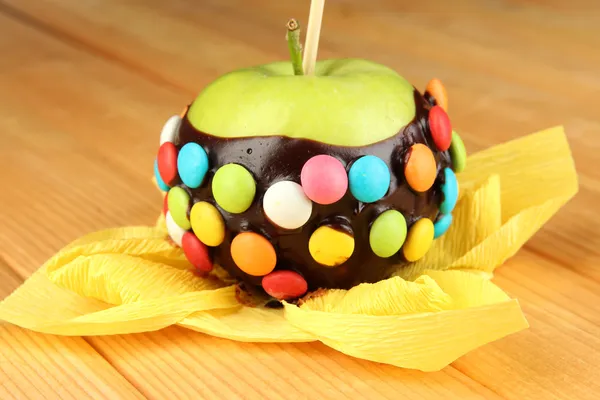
[187,59,416,146]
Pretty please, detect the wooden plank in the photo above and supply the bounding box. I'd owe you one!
[0,258,22,300]
[0,1,599,399]
[0,10,177,276]
[453,251,600,400]
[0,6,500,399]
[0,325,143,400]
[0,12,146,400]
[88,327,501,400]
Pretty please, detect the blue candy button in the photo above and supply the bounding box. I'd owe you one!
[440,168,458,214]
[177,143,209,189]
[434,214,453,239]
[348,155,390,203]
[154,159,170,192]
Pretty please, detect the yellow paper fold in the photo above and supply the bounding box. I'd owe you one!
[285,271,528,371]
[398,126,578,281]
[0,126,578,371]
[180,307,315,343]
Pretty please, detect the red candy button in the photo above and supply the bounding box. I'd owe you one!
[162,194,169,216]
[157,142,178,185]
[428,106,452,152]
[262,270,308,300]
[182,232,213,272]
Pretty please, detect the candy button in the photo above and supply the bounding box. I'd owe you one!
[167,187,191,230]
[309,226,354,267]
[212,164,256,214]
[154,159,170,192]
[405,144,437,193]
[348,155,390,203]
[369,210,407,258]
[449,131,467,173]
[182,232,213,272]
[190,201,225,246]
[263,181,312,230]
[425,78,448,112]
[429,106,452,151]
[403,218,434,262]
[177,143,209,189]
[434,214,453,239]
[440,168,459,214]
[157,142,178,186]
[162,194,169,216]
[262,270,308,300]
[300,155,348,204]
[165,211,186,247]
[159,115,182,145]
[231,232,277,276]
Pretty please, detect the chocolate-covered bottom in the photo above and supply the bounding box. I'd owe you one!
[174,89,451,291]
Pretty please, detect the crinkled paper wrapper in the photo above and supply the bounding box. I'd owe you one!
[0,127,578,371]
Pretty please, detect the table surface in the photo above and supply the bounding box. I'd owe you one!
[1,1,599,399]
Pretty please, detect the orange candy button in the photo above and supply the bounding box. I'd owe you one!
[231,232,277,276]
[405,144,437,192]
[425,78,448,112]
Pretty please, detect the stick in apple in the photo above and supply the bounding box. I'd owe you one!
[286,19,304,76]
[302,0,325,75]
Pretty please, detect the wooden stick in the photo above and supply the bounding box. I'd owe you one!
[302,0,325,75]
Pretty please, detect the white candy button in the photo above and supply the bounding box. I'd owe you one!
[263,181,312,230]
[159,115,182,145]
[166,211,186,246]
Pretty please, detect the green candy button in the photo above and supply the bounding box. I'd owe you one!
[449,131,467,173]
[167,187,191,230]
[369,210,407,258]
[213,164,256,214]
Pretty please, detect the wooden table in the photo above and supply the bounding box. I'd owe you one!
[1,1,598,398]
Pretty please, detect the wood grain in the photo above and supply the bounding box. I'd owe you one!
[0,258,22,299]
[0,0,599,399]
[89,327,501,400]
[0,325,143,399]
[454,252,600,400]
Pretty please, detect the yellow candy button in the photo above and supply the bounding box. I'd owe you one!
[190,201,225,247]
[309,226,354,267]
[403,218,434,262]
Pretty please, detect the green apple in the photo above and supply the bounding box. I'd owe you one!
[187,59,415,147]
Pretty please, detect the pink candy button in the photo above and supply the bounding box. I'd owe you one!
[301,155,348,205]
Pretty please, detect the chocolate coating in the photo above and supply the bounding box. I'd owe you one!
[173,89,451,291]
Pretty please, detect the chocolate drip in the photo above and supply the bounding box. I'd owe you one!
[174,89,451,291]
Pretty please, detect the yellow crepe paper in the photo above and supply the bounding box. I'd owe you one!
[0,126,577,371]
